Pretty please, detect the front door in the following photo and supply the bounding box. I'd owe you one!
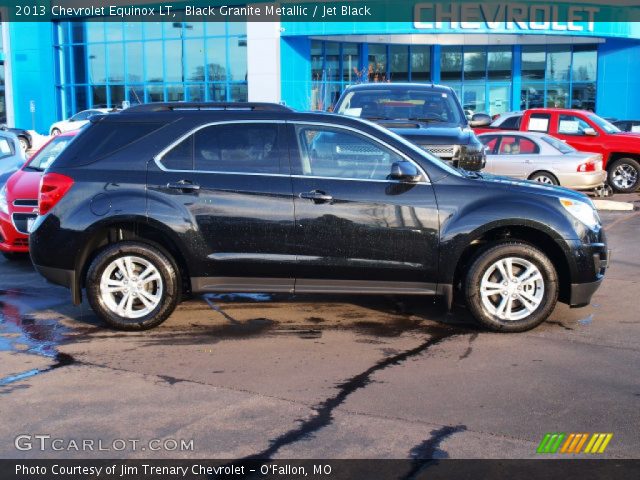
[147,121,296,292]
[287,122,439,292]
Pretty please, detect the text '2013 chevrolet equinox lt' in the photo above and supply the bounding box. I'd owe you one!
[29,103,609,332]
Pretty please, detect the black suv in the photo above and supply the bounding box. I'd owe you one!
[29,103,608,332]
[333,83,488,171]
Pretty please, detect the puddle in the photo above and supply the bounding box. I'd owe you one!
[578,314,594,326]
[0,289,74,386]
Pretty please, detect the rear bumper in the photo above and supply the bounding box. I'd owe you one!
[557,170,607,190]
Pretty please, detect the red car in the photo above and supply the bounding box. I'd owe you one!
[0,131,77,260]
[473,108,640,193]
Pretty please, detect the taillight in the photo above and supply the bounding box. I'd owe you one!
[39,173,74,215]
[577,162,596,173]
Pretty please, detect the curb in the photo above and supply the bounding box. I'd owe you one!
[593,199,634,211]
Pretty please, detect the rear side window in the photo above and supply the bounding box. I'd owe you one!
[58,121,163,166]
[159,123,283,174]
[527,113,551,132]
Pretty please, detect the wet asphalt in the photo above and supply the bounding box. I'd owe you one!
[0,197,639,460]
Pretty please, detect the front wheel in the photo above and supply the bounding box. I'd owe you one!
[464,242,558,332]
[86,242,180,330]
[608,157,640,193]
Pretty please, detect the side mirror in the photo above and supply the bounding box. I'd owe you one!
[390,161,421,183]
[583,127,597,136]
[469,113,492,127]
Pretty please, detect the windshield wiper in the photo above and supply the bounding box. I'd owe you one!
[23,165,44,172]
[407,117,446,123]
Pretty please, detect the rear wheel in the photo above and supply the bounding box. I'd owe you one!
[86,242,180,330]
[528,171,559,186]
[51,128,61,136]
[464,242,558,332]
[608,157,640,193]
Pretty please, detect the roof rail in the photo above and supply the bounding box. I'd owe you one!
[121,102,293,113]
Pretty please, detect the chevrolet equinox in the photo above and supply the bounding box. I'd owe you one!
[29,103,609,332]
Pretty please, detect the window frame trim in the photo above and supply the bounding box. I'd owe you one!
[154,119,431,184]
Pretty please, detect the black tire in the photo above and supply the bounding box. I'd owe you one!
[528,171,559,186]
[51,128,61,136]
[86,242,180,330]
[608,157,640,193]
[464,242,558,332]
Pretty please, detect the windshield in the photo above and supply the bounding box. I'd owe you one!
[588,114,621,134]
[541,135,575,154]
[27,136,75,171]
[336,88,466,125]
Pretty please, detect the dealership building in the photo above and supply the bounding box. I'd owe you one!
[1,2,640,132]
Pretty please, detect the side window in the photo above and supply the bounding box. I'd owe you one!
[194,123,281,173]
[71,111,88,121]
[498,136,539,155]
[162,136,194,171]
[295,126,406,181]
[500,115,522,130]
[479,135,499,154]
[558,115,593,135]
[527,113,551,133]
[0,137,13,157]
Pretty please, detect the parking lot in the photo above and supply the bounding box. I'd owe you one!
[1,195,638,461]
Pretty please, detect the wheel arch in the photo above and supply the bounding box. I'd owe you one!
[449,223,572,305]
[73,217,191,304]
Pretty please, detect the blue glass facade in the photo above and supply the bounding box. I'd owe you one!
[54,21,248,118]
[3,17,640,132]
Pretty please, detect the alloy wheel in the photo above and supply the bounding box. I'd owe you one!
[479,257,545,321]
[99,255,164,319]
[611,163,638,190]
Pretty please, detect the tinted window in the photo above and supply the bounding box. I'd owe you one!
[498,136,539,155]
[295,126,405,181]
[499,115,521,130]
[527,113,551,133]
[162,135,194,171]
[28,136,75,171]
[336,88,465,125]
[193,124,280,173]
[59,122,163,165]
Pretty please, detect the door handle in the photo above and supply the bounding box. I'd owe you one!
[299,190,333,203]
[167,180,200,192]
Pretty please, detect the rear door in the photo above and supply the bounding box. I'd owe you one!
[147,121,296,292]
[287,122,440,292]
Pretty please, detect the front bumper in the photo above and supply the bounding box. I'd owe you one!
[0,212,29,253]
[570,278,604,307]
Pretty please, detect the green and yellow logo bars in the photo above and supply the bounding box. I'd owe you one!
[537,433,613,454]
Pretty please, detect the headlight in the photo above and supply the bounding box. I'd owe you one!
[559,197,600,229]
[0,185,8,215]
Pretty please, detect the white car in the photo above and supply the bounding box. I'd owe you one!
[478,131,607,190]
[49,108,112,136]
